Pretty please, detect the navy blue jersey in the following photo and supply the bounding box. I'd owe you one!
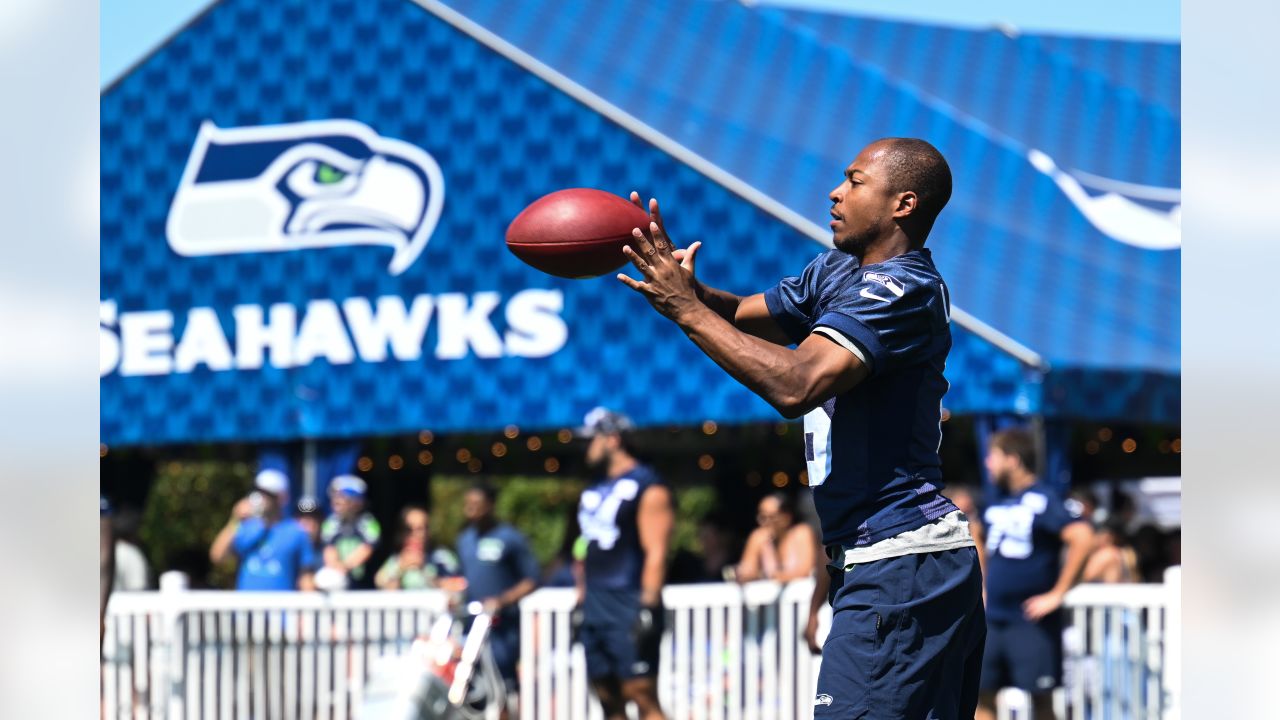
[579,463,665,592]
[982,483,1086,622]
[456,523,540,610]
[764,248,957,548]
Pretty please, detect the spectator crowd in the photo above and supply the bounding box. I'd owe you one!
[103,422,1180,718]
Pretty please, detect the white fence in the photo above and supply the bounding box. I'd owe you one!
[102,589,451,720]
[518,580,825,720]
[102,568,1179,719]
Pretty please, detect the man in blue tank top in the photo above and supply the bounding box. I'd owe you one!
[618,138,985,718]
[574,407,674,720]
[975,428,1093,720]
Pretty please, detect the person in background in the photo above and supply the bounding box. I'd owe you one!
[457,482,541,715]
[321,475,381,589]
[295,496,323,551]
[1081,520,1140,584]
[101,495,114,646]
[736,492,819,583]
[669,513,739,584]
[946,484,988,578]
[975,428,1094,720]
[1131,524,1168,582]
[209,469,318,591]
[111,505,151,591]
[1066,487,1100,524]
[574,407,673,720]
[375,506,462,591]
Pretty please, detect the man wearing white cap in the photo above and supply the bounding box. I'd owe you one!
[321,474,382,589]
[210,469,318,591]
[574,407,673,720]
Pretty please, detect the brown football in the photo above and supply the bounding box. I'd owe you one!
[505,188,652,279]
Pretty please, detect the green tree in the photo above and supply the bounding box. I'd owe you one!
[140,460,254,588]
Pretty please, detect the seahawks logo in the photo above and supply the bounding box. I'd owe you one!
[167,119,445,275]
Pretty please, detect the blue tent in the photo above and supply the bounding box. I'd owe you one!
[100,0,1179,447]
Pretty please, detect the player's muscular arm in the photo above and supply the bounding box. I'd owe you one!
[636,485,674,607]
[735,294,795,345]
[1024,521,1095,621]
[619,199,868,415]
[685,318,867,418]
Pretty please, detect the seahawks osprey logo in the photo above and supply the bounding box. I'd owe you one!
[167,119,445,275]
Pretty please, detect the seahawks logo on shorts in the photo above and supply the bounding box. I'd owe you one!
[167,119,445,275]
[814,693,833,706]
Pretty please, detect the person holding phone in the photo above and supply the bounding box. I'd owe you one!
[209,469,318,591]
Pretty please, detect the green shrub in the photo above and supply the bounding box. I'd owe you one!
[431,475,715,567]
[431,475,585,566]
[140,460,255,588]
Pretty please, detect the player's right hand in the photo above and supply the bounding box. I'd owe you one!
[804,612,822,655]
[630,191,701,275]
[232,498,253,520]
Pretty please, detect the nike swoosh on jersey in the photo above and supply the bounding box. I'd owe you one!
[859,287,894,303]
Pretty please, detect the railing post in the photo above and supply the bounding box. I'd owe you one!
[1163,566,1181,720]
[158,571,189,720]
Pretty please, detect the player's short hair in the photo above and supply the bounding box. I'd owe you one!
[467,481,498,505]
[874,138,952,242]
[989,428,1037,473]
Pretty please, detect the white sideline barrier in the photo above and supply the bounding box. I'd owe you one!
[518,581,830,720]
[520,569,1181,720]
[102,567,1180,719]
[101,589,450,720]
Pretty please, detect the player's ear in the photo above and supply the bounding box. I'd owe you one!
[892,191,918,218]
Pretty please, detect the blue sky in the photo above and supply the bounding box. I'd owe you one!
[102,0,1179,88]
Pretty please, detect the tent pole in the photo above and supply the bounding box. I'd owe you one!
[302,439,317,501]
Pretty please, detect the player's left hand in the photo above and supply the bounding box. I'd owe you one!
[1022,590,1065,621]
[481,597,502,616]
[617,197,702,323]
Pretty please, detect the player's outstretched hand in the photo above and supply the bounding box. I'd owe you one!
[629,192,701,277]
[618,197,703,322]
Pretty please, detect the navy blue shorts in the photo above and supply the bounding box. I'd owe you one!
[814,546,985,720]
[580,591,663,680]
[980,614,1062,693]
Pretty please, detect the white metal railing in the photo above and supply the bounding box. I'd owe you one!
[103,567,1180,720]
[101,589,451,720]
[1060,566,1181,720]
[518,580,829,720]
[520,569,1181,720]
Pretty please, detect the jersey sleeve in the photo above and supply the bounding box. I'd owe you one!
[356,515,382,545]
[430,548,461,577]
[231,519,266,556]
[320,516,340,545]
[762,253,828,344]
[813,268,948,376]
[1031,491,1087,535]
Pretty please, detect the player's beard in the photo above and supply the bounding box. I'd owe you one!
[833,224,876,257]
[585,453,606,474]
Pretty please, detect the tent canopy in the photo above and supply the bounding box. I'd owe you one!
[100,0,1179,446]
